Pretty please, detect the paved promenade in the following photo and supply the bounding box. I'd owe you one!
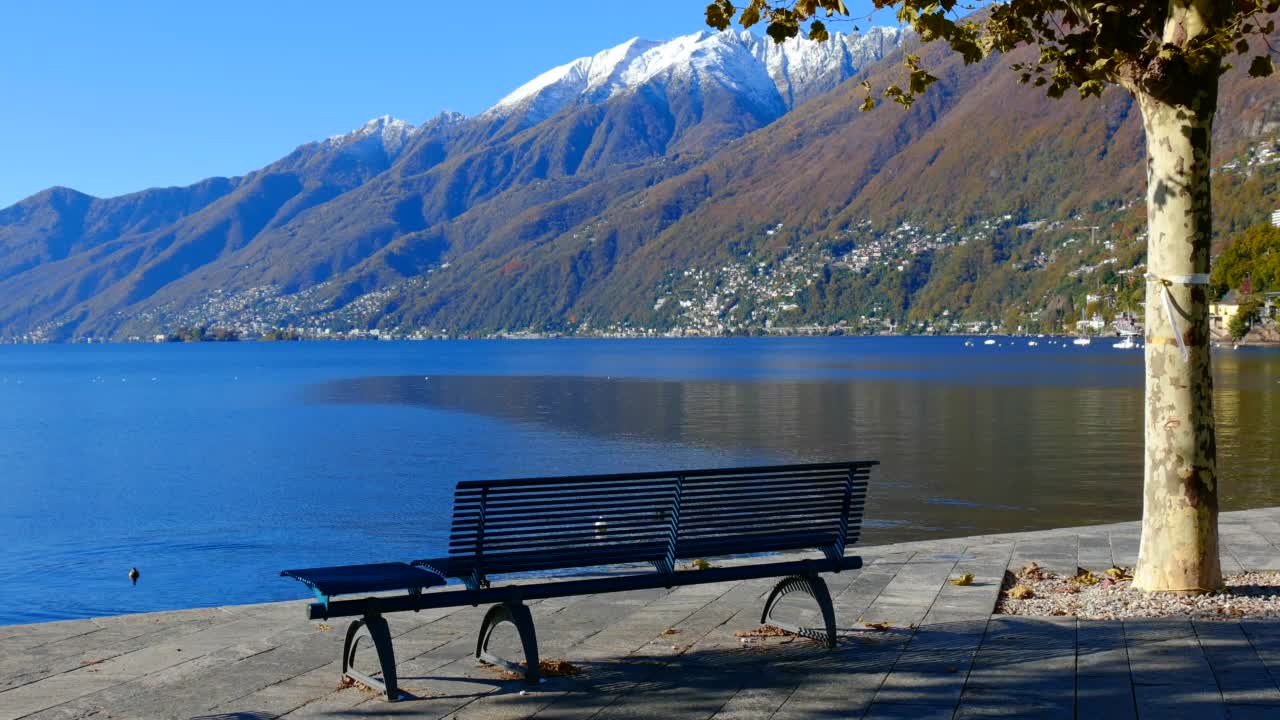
[4,508,1280,720]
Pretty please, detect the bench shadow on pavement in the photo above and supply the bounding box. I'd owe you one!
[297,618,1280,719]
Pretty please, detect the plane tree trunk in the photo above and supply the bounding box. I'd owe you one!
[1130,62,1224,593]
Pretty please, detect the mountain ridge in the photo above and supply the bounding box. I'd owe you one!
[2,25,1277,341]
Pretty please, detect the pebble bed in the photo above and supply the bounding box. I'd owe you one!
[994,564,1280,620]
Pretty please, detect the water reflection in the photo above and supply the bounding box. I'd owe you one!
[1212,350,1280,510]
[306,358,1278,545]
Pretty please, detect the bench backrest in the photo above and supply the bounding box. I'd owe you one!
[444,461,874,589]
[446,473,678,586]
[673,464,869,560]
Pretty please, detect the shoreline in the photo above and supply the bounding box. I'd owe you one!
[4,507,1279,719]
[3,333,1280,347]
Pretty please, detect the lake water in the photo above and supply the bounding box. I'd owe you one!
[2,337,1278,625]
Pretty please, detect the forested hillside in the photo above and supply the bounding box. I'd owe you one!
[2,27,1277,341]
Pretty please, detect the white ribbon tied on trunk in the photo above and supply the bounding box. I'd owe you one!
[1146,272,1211,362]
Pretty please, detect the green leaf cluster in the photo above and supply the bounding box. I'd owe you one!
[1211,222,1280,298]
[1227,299,1261,339]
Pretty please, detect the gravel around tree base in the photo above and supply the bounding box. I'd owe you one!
[994,564,1280,620]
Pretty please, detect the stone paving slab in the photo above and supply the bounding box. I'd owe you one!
[3,508,1280,719]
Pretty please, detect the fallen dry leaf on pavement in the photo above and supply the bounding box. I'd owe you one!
[1007,585,1035,599]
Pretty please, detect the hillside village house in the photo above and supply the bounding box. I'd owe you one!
[1210,208,1279,335]
[1211,291,1280,334]
[1075,314,1107,333]
[1265,292,1280,321]
[1210,290,1246,332]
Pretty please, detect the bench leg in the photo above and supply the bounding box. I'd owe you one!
[342,613,400,701]
[760,574,838,649]
[476,601,541,684]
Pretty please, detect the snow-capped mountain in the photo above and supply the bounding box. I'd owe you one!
[487,37,663,124]
[322,115,419,155]
[754,27,903,107]
[0,25,919,340]
[486,28,903,123]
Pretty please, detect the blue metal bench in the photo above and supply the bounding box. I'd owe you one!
[282,460,874,700]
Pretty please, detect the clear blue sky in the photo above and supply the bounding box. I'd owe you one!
[0,1,895,208]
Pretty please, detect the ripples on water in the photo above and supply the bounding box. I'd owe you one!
[0,338,1277,624]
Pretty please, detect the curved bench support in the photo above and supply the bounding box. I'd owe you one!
[760,574,837,648]
[342,612,399,701]
[476,601,541,684]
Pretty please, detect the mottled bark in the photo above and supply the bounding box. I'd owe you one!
[1131,72,1223,593]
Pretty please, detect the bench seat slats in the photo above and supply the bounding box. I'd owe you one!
[682,532,836,548]
[678,502,865,524]
[452,532,672,550]
[676,537,835,559]
[678,515,847,535]
[449,545,664,562]
[443,548,669,576]
[679,488,861,504]
[452,489,675,509]
[677,521,845,541]
[453,484,677,502]
[453,508,860,538]
[684,473,864,488]
[681,469,855,483]
[464,544,669,565]
[452,519,663,534]
[459,556,664,576]
[682,470,865,485]
[280,563,446,597]
[451,532,672,553]
[450,496,675,519]
[315,554,866,623]
[676,529,837,549]
[452,473,852,504]
[452,514,667,529]
[451,498,671,515]
[450,522,659,539]
[452,517,666,534]
[452,517,665,533]
[677,526,840,544]
[677,500,864,520]
[683,469,866,484]
[451,479,866,506]
[681,488,865,503]
[451,488,863,521]
[451,461,873,490]
[450,471,856,501]
[452,507,668,521]
[675,489,865,512]
[676,474,860,491]
[680,477,867,494]
[449,510,855,547]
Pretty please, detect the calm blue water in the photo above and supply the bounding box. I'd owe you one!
[2,337,1277,625]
